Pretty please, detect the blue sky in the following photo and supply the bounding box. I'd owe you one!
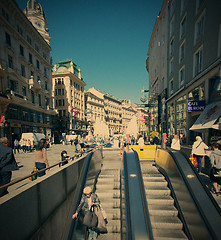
[15,0,163,104]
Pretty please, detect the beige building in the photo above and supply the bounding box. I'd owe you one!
[0,0,56,142]
[84,87,104,134]
[52,59,86,135]
[85,87,148,137]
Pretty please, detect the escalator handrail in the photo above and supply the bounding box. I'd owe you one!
[62,151,94,240]
[123,151,154,240]
[165,148,221,239]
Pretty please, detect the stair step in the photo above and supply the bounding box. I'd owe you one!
[144,181,168,187]
[148,205,178,217]
[97,233,121,240]
[143,176,165,181]
[151,216,183,229]
[152,229,187,239]
[147,197,174,205]
[146,188,171,196]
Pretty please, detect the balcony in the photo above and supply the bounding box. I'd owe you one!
[29,76,41,90]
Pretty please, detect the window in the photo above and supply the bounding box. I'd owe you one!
[169,58,174,74]
[38,94,41,106]
[8,55,13,69]
[31,90,35,103]
[45,81,48,90]
[162,78,165,89]
[180,15,186,38]
[9,80,17,92]
[179,66,185,86]
[58,89,61,95]
[27,35,32,45]
[21,64,25,77]
[195,13,205,40]
[179,41,185,62]
[30,71,34,79]
[169,38,174,55]
[170,0,175,17]
[35,44,39,52]
[44,67,47,77]
[181,0,187,13]
[170,79,174,93]
[29,53,33,64]
[17,25,23,36]
[20,45,24,56]
[22,86,26,96]
[36,60,40,69]
[170,17,175,37]
[5,32,11,46]
[194,46,203,76]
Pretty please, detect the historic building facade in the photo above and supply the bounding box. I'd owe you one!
[147,0,221,144]
[0,0,56,143]
[52,59,87,136]
[84,87,105,135]
[85,87,148,137]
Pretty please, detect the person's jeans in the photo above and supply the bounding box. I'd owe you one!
[35,162,46,177]
[195,155,203,173]
[0,171,12,197]
[88,228,97,239]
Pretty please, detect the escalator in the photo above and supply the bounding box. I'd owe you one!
[65,147,221,240]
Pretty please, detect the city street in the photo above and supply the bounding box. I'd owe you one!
[9,144,83,192]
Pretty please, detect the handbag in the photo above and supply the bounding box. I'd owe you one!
[94,205,108,233]
[29,167,38,181]
[82,206,98,228]
[189,155,197,167]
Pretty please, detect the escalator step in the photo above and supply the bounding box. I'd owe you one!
[152,228,187,239]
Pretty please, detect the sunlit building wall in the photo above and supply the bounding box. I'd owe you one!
[52,60,86,135]
[0,0,56,142]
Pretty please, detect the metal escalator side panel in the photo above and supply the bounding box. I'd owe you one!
[63,149,103,240]
[155,148,221,240]
[123,151,153,240]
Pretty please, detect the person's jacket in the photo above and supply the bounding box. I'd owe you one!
[191,140,208,156]
[210,149,221,169]
[76,193,100,214]
[0,144,18,172]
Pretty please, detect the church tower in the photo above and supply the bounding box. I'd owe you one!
[24,0,51,44]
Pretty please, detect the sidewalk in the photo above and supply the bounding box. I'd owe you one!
[10,144,80,188]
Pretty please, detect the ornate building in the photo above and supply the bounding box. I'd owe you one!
[0,0,56,143]
[52,59,87,136]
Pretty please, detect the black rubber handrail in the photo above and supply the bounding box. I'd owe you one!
[123,151,154,240]
[164,149,221,239]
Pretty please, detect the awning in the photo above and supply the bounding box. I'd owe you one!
[190,101,221,132]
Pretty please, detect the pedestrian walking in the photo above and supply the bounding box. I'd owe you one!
[209,143,221,196]
[72,186,101,239]
[138,134,145,147]
[74,137,78,152]
[171,135,181,150]
[0,137,18,197]
[191,136,209,173]
[34,139,49,177]
[14,139,19,154]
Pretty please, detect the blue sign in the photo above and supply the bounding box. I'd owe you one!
[187,100,206,112]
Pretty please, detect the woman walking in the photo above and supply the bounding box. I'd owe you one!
[72,186,100,239]
[191,136,208,173]
[34,139,49,177]
[171,135,181,150]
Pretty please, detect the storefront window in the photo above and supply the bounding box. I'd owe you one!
[188,83,205,100]
[176,95,187,140]
[210,77,221,102]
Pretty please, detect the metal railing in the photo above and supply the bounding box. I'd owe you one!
[0,150,92,192]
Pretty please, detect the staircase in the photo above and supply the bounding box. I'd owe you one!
[140,159,188,240]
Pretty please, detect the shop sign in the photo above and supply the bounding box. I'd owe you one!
[187,100,205,112]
